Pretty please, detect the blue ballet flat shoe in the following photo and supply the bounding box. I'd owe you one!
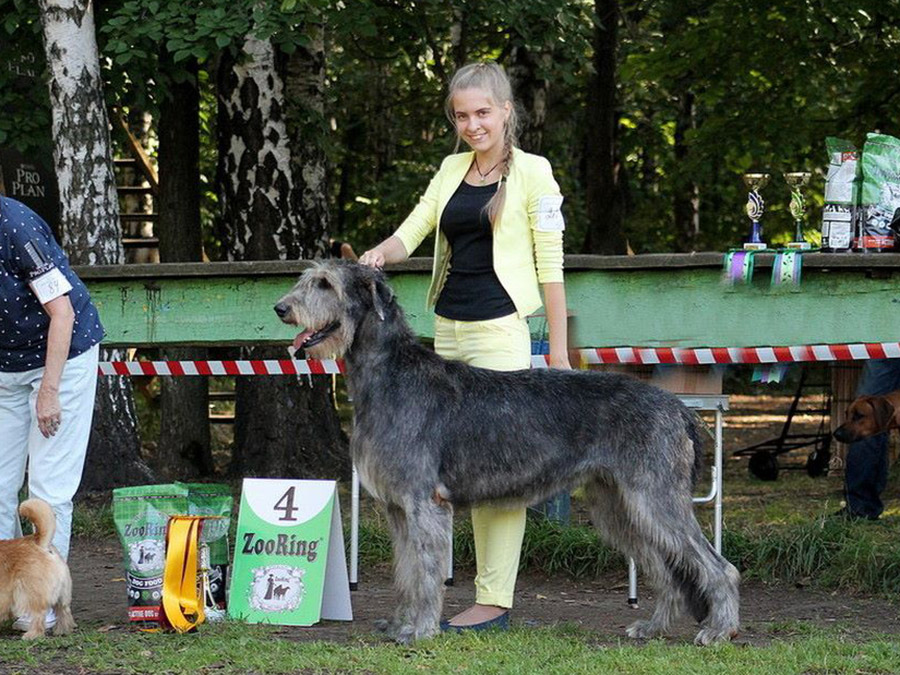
[440,611,510,633]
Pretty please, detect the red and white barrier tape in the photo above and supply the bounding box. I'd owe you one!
[97,342,900,375]
[98,359,344,376]
[567,342,900,366]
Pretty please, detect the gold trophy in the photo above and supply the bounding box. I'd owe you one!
[784,171,812,250]
[742,173,770,250]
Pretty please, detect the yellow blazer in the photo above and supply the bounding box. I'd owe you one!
[393,147,565,319]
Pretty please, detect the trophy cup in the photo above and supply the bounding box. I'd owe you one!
[784,171,812,250]
[742,173,770,250]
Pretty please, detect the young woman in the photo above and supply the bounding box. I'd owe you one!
[359,61,569,629]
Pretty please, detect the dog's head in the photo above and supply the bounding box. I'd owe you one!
[833,395,896,444]
[273,260,395,359]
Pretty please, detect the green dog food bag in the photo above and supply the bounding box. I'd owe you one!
[113,483,233,628]
[113,484,189,628]
[859,133,900,251]
[182,482,233,612]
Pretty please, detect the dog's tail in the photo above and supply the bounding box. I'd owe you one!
[684,410,706,488]
[18,498,56,550]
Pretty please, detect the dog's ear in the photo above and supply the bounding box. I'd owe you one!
[869,396,896,432]
[366,273,395,321]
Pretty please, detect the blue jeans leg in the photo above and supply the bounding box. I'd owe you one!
[844,433,888,518]
[844,359,900,518]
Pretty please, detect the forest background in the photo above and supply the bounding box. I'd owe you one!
[0,0,898,487]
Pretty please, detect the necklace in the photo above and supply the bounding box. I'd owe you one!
[474,156,501,184]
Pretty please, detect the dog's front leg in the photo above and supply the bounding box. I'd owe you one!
[374,502,412,638]
[384,498,452,644]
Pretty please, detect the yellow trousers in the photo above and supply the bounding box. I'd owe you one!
[434,313,530,608]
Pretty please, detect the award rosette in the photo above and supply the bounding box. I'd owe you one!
[228,479,352,626]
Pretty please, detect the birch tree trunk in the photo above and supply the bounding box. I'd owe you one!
[217,33,347,480]
[284,22,330,259]
[38,0,152,492]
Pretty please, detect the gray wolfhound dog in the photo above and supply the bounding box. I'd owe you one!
[274,260,740,645]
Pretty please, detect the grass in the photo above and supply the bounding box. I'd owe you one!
[2,622,900,674]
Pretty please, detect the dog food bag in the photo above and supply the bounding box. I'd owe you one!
[859,133,900,251]
[180,482,232,612]
[113,483,232,628]
[821,137,860,252]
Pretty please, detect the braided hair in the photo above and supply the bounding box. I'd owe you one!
[444,62,520,226]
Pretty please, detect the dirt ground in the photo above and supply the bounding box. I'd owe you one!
[28,392,900,645]
[66,536,900,646]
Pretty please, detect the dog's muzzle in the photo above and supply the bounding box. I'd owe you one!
[832,426,855,444]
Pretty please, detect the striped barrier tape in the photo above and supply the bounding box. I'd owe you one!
[97,342,900,376]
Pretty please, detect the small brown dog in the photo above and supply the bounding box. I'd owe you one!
[833,391,900,444]
[0,499,76,639]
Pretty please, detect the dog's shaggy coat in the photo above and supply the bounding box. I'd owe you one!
[0,498,75,639]
[275,261,740,645]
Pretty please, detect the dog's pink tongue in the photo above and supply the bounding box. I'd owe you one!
[293,330,314,351]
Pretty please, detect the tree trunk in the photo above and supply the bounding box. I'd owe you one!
[156,55,212,479]
[507,45,551,154]
[284,23,330,259]
[672,90,700,251]
[582,0,627,254]
[38,0,152,492]
[217,32,348,480]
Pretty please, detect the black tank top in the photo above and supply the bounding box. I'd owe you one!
[435,180,516,321]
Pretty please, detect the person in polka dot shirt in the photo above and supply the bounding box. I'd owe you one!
[0,195,104,629]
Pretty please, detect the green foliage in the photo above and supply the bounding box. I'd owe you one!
[4,0,900,253]
[0,0,51,154]
[618,0,900,251]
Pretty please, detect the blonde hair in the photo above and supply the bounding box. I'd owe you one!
[445,62,519,225]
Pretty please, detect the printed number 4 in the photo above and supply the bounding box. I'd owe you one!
[274,486,299,521]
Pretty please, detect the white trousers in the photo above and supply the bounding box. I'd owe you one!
[0,344,99,559]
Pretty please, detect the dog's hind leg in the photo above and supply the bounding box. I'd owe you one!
[53,594,75,636]
[583,476,682,640]
[587,469,740,645]
[20,605,47,640]
[682,533,740,646]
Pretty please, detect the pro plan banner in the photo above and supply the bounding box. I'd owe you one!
[228,479,352,626]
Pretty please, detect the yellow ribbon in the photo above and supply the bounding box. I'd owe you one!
[162,516,206,633]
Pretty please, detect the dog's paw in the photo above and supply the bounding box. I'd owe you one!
[693,626,738,646]
[21,630,44,640]
[374,617,400,637]
[626,619,662,640]
[393,624,417,645]
[53,622,75,636]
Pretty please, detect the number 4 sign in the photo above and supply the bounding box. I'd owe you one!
[227,479,352,625]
